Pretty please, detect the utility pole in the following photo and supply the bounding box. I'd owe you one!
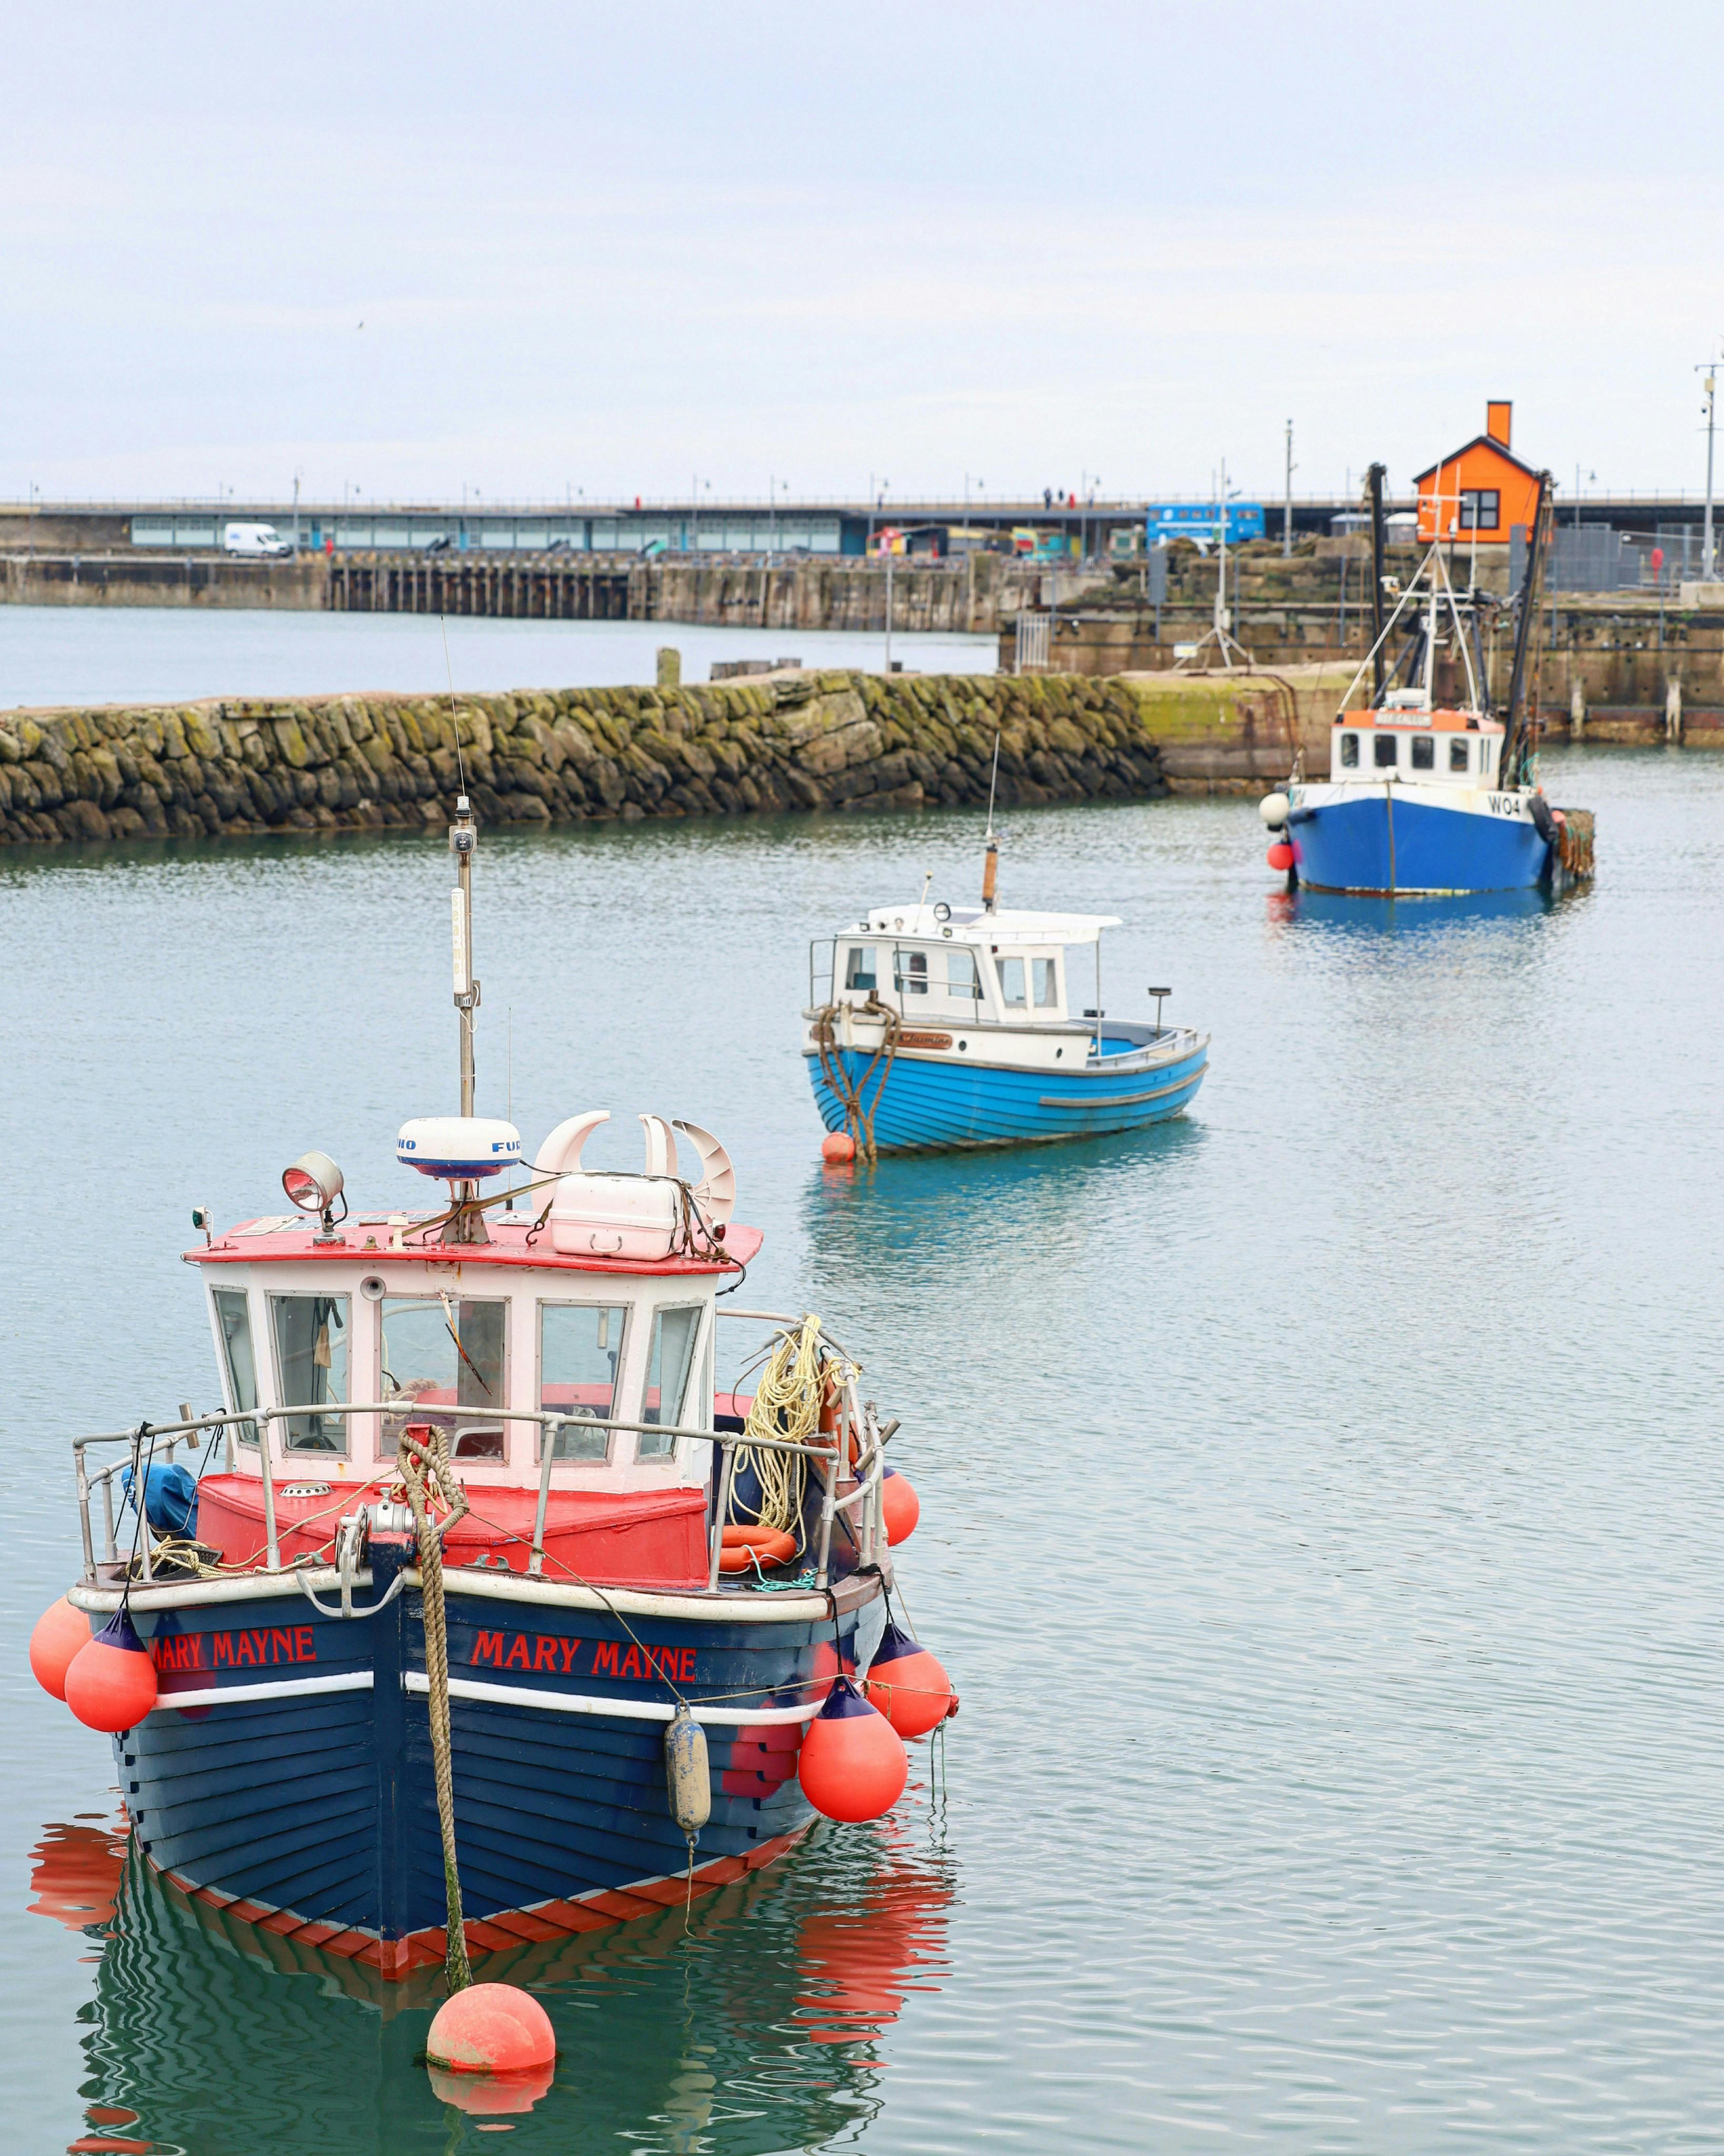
[1284,420,1295,556]
[1697,361,1718,582]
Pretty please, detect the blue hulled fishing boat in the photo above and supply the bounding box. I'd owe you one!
[805,839,1208,1155]
[35,798,949,1981]
[1260,464,1594,897]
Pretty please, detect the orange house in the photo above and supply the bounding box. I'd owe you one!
[1413,401,1541,546]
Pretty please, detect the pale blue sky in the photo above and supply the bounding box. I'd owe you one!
[6,2,1721,507]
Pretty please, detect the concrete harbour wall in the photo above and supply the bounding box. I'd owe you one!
[0,670,1179,848]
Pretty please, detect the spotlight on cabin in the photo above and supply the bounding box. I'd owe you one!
[282,1150,345,1226]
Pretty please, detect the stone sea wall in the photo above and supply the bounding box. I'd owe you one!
[0,670,1172,846]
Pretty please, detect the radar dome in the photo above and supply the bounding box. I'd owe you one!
[396,1117,523,1181]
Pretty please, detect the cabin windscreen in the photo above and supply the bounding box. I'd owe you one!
[212,1286,259,1447]
[270,1293,350,1452]
[539,1300,629,1461]
[641,1305,702,1455]
[996,954,1059,1011]
[380,1295,507,1461]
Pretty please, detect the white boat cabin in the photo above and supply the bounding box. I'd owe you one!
[191,1113,758,1498]
[822,902,1121,1031]
[1332,693,1505,788]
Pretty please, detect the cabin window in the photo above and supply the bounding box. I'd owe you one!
[639,1305,702,1455]
[998,956,1027,1007]
[1339,732,1360,768]
[538,1301,629,1461]
[1449,738,1469,772]
[270,1294,350,1453]
[1373,733,1398,768]
[1410,735,1434,771]
[212,1286,260,1448]
[380,1296,507,1460]
[844,945,878,993]
[894,947,930,996]
[1033,957,1058,1007]
[1459,489,1500,531]
[945,947,981,1002]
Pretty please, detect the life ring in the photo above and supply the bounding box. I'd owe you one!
[718,1524,798,1573]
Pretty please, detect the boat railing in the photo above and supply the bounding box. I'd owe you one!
[71,1375,890,1597]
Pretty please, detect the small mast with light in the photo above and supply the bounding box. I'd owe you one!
[394,793,523,1241]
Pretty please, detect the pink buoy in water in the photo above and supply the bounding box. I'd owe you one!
[821,1130,857,1164]
[426,1983,556,2077]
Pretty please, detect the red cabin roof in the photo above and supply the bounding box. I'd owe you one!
[186,1214,763,1276]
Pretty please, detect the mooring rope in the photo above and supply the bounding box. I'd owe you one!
[398,1423,472,1993]
[810,996,901,1162]
[725,1315,848,1545]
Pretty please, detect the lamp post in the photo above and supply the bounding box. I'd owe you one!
[1697,362,1718,582]
[1283,420,1295,556]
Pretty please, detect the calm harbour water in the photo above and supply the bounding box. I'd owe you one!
[5,725,1724,2153]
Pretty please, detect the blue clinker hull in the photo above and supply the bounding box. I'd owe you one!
[114,1572,881,1972]
[1292,788,1551,895]
[807,1039,1208,1151]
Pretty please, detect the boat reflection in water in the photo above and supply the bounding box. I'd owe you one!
[31,1796,954,2154]
[1267,883,1566,938]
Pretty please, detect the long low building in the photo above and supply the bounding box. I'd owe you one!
[2,493,1720,561]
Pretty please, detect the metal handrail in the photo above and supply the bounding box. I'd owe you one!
[72,1396,861,1590]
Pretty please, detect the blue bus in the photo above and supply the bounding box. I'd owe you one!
[1146,501,1266,545]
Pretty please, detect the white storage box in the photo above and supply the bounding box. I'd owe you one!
[550,1172,682,1260]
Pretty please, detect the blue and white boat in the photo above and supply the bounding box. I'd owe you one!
[1260,481,1593,897]
[43,797,936,1983]
[804,846,1209,1153]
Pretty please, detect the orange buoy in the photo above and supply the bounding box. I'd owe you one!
[65,1610,158,1734]
[31,1597,93,1701]
[797,1674,907,1822]
[1266,841,1295,873]
[821,1131,857,1164]
[718,1524,798,1572]
[864,1622,955,1740]
[880,1467,919,1545]
[426,1982,557,2077]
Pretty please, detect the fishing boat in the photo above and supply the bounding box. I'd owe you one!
[34,797,950,1982]
[804,837,1208,1156]
[1260,466,1595,896]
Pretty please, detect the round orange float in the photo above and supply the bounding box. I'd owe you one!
[30,1597,93,1701]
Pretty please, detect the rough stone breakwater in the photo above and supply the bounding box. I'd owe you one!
[0,668,1191,847]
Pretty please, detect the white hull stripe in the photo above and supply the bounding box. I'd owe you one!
[154,1671,374,1711]
[410,1670,815,1726]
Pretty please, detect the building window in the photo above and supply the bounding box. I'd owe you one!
[1374,733,1398,769]
[1410,735,1435,771]
[1449,738,1470,773]
[1459,490,1501,531]
[1339,732,1359,768]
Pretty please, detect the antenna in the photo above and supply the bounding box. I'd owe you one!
[445,795,486,1244]
[918,870,933,912]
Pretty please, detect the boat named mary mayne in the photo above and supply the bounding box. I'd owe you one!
[804,851,1208,1153]
[44,799,929,1981]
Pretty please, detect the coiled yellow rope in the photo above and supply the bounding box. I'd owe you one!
[728,1314,846,1540]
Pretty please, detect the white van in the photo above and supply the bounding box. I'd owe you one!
[223,522,292,557]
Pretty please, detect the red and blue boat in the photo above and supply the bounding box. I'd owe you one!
[36,798,947,1981]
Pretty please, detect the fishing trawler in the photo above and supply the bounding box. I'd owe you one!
[804,837,1208,1156]
[1260,470,1594,896]
[33,798,950,1981]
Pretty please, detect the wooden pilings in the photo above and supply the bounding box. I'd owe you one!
[328,554,635,621]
